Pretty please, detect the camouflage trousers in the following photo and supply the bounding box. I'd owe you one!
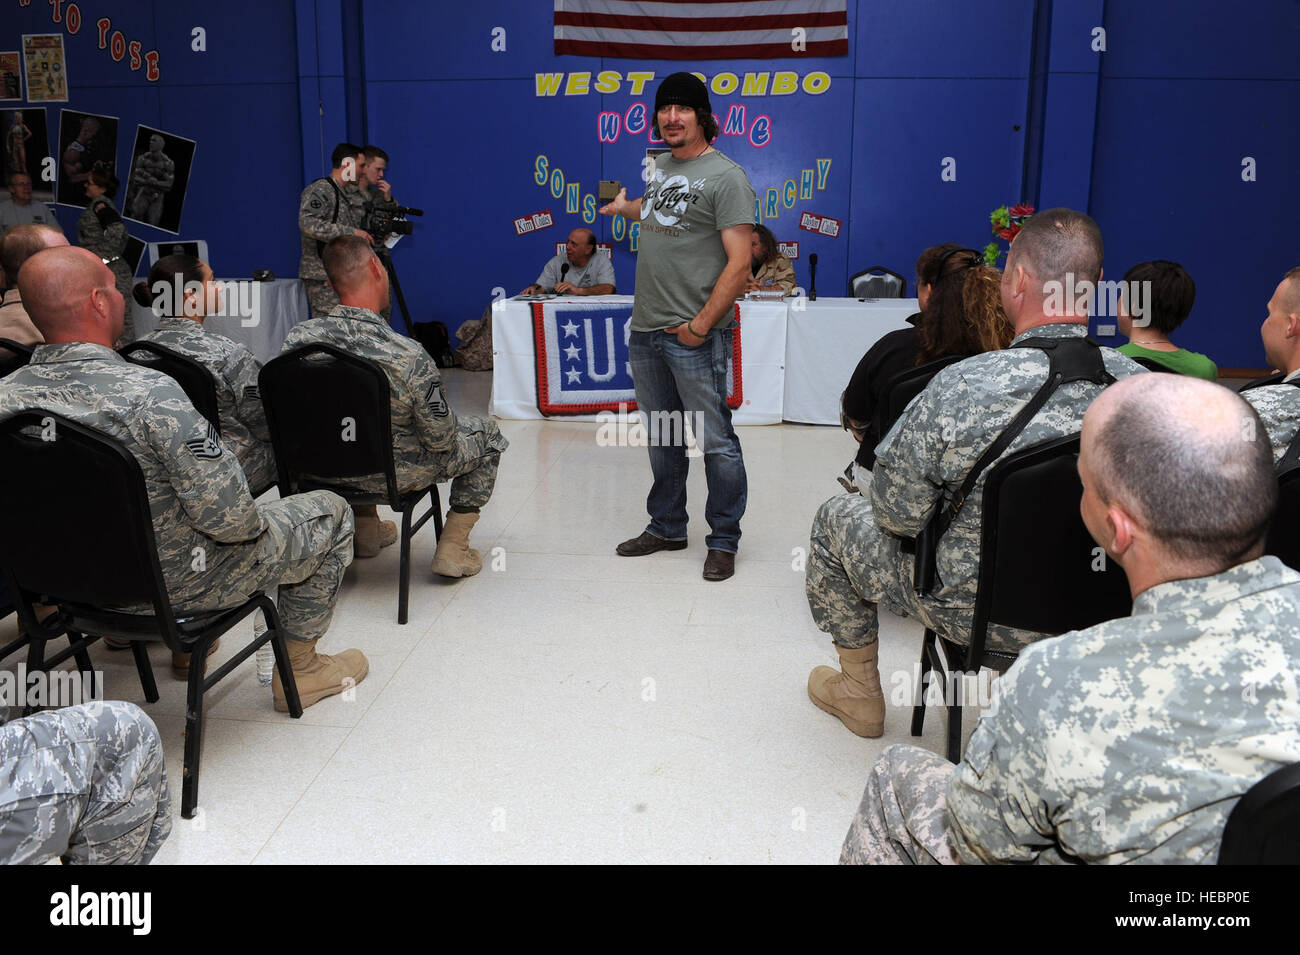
[333,415,508,511]
[840,744,962,865]
[806,492,972,650]
[302,279,340,319]
[806,492,1041,653]
[0,701,171,864]
[163,490,354,643]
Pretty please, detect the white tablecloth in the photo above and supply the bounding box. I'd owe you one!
[490,295,788,425]
[783,297,919,425]
[129,278,311,362]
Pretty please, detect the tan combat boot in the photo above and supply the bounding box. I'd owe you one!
[353,504,398,558]
[807,643,885,738]
[272,638,369,712]
[171,638,221,680]
[431,510,483,577]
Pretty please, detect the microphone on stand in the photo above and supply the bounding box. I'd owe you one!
[808,253,818,301]
[557,262,569,293]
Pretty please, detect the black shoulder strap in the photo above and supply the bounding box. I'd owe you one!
[913,336,1115,595]
[314,177,343,258]
[1240,371,1300,393]
[1280,430,1300,474]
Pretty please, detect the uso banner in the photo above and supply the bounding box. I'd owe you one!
[532,301,743,415]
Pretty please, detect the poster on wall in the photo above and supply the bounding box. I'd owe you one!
[3,108,52,201]
[56,110,119,208]
[123,126,195,234]
[0,53,21,102]
[22,35,67,104]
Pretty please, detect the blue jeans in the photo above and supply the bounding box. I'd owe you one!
[628,328,747,553]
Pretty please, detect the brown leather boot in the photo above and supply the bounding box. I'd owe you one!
[432,510,482,577]
[807,642,885,738]
[353,504,398,558]
[171,638,221,680]
[272,638,369,712]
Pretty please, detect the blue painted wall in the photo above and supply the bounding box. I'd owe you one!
[7,1,1297,370]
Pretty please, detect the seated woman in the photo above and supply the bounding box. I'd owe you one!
[1116,260,1217,380]
[132,255,278,495]
[840,244,1012,489]
[745,224,796,295]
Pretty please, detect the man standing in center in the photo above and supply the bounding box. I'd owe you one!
[600,72,756,582]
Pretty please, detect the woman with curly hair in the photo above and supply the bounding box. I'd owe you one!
[840,244,1011,486]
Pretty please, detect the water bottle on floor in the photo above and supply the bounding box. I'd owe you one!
[254,609,275,686]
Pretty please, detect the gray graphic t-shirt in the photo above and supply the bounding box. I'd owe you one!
[631,149,756,332]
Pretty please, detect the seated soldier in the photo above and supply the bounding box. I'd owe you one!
[281,235,509,577]
[1242,266,1300,463]
[1116,260,1217,379]
[132,254,276,493]
[0,246,366,712]
[0,701,171,864]
[841,374,1300,864]
[804,209,1145,739]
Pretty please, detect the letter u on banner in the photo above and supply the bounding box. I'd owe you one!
[585,316,616,382]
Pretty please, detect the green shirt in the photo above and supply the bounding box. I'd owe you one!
[631,149,756,333]
[1118,343,1217,380]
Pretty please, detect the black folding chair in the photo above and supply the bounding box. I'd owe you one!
[1219,762,1300,864]
[120,340,222,434]
[0,411,302,819]
[0,337,34,378]
[849,267,907,299]
[911,434,1132,762]
[1266,432,1300,571]
[259,343,442,624]
[876,356,967,447]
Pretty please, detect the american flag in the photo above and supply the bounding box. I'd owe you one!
[554,1,849,60]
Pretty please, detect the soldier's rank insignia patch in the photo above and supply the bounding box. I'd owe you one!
[185,422,223,459]
[425,380,448,416]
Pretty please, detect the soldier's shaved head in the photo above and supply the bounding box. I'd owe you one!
[17,245,124,346]
[0,225,68,288]
[1082,375,1275,571]
[1008,207,1103,294]
[322,234,378,295]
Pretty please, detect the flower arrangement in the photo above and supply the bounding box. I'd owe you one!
[983,203,1035,266]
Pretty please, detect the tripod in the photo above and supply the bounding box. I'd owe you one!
[376,246,416,338]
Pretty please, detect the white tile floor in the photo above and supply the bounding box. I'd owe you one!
[0,368,984,864]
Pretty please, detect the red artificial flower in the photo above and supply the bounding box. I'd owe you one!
[997,226,1019,240]
[1008,204,1034,218]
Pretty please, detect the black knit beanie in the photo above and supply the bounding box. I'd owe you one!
[654,72,712,116]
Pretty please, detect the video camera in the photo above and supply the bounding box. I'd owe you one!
[368,205,423,243]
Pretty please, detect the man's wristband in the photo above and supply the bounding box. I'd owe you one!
[687,320,706,338]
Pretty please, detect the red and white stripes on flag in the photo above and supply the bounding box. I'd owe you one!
[554,1,849,60]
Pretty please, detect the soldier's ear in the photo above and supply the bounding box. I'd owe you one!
[1106,503,1137,558]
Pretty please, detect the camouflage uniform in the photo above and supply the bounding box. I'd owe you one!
[298,178,367,318]
[140,315,276,492]
[0,343,353,642]
[1242,369,1300,464]
[76,198,134,342]
[841,557,1300,864]
[0,701,171,864]
[806,324,1145,653]
[125,148,174,226]
[281,305,508,507]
